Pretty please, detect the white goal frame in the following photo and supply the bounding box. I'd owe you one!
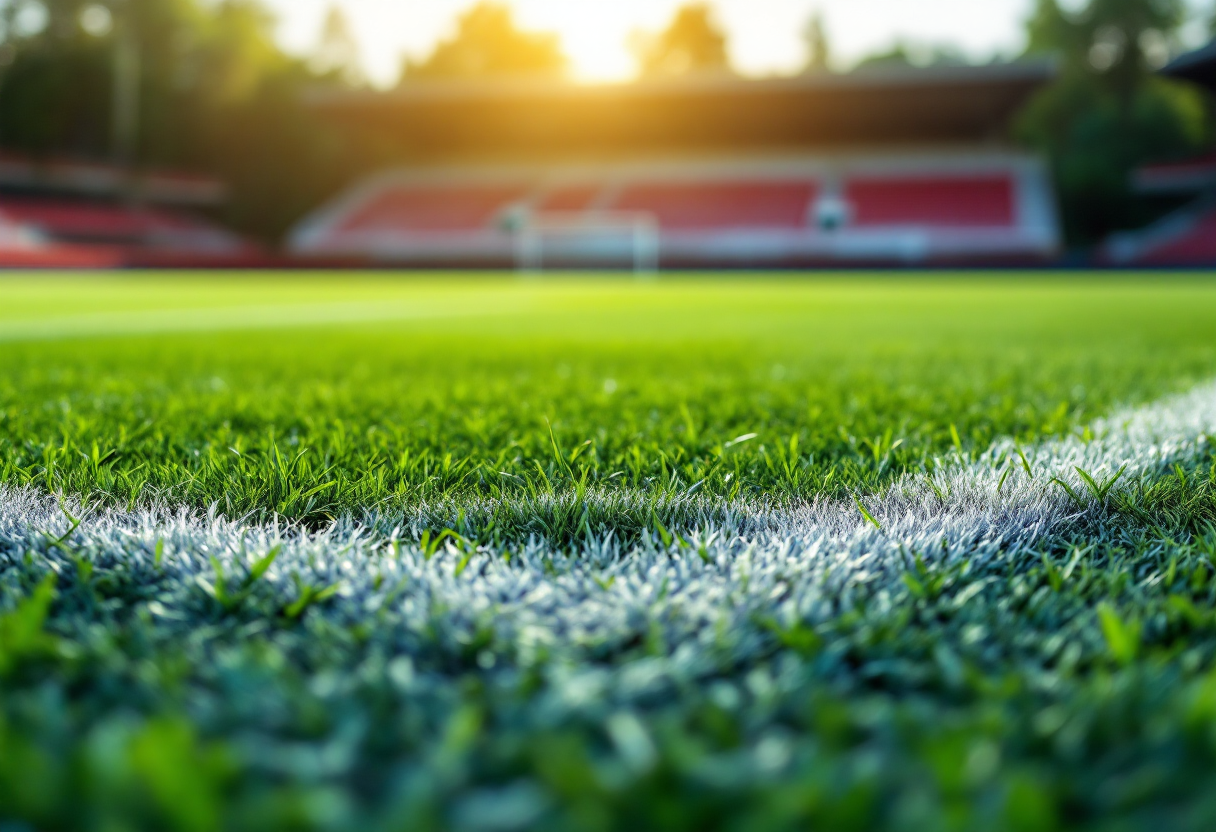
[512,211,660,275]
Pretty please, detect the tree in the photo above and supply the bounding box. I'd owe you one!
[402,2,566,81]
[852,42,967,72]
[0,1,114,157]
[311,4,364,87]
[803,11,830,74]
[0,0,363,240]
[633,3,731,78]
[1016,0,1210,244]
[1025,0,1185,95]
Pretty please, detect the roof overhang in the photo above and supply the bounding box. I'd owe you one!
[1163,41,1216,93]
[0,153,227,206]
[1134,152,1216,193]
[308,61,1057,161]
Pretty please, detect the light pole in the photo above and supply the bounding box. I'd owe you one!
[0,2,22,149]
[109,0,139,201]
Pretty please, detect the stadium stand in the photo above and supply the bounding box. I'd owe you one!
[292,155,1056,268]
[335,183,533,233]
[845,176,1014,227]
[0,154,261,268]
[0,208,120,268]
[292,62,1061,268]
[1109,199,1216,265]
[610,180,818,230]
[1105,41,1216,266]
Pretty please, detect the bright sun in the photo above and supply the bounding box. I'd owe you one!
[505,0,671,83]
[269,0,1038,89]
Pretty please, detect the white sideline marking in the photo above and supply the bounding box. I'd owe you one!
[0,300,518,343]
[2,380,1216,669]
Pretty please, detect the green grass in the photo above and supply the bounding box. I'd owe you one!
[6,272,1216,832]
[3,273,1216,541]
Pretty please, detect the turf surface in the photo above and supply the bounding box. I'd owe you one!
[3,273,1216,539]
[4,272,1216,832]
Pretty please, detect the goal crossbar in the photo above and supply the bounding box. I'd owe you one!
[513,211,660,274]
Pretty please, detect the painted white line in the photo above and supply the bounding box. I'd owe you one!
[0,299,521,343]
[1,381,1214,670]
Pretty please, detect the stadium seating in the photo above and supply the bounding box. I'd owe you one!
[535,184,603,213]
[1109,131,1216,266]
[0,152,264,268]
[0,243,121,268]
[0,209,121,268]
[845,176,1014,227]
[611,181,818,230]
[1133,151,1216,193]
[1151,209,1216,261]
[0,197,260,267]
[290,154,1059,266]
[1105,201,1216,266]
[336,184,531,233]
[1,199,201,242]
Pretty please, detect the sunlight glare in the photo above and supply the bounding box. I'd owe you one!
[266,0,1038,88]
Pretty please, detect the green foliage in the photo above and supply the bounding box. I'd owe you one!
[0,573,59,675]
[1017,0,1212,244]
[0,0,360,240]
[633,3,732,77]
[1053,464,1128,506]
[803,12,830,73]
[853,42,969,72]
[401,2,568,81]
[1097,601,1141,663]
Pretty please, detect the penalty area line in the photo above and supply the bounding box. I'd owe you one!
[1,380,1215,664]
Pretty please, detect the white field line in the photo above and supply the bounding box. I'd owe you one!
[2,381,1216,670]
[0,299,522,343]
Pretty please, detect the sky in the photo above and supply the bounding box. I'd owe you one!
[263,0,1214,87]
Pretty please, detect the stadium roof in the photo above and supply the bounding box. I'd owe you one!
[309,61,1056,160]
[1163,41,1216,92]
[0,153,227,206]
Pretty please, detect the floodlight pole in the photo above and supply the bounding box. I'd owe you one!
[110,0,140,203]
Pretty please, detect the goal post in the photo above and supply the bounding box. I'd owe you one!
[510,211,660,275]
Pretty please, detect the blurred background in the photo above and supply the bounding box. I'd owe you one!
[0,0,1213,269]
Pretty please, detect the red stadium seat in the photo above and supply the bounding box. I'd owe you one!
[1122,206,1216,265]
[290,155,1059,266]
[0,199,220,242]
[1151,209,1216,261]
[0,198,257,266]
[0,244,123,268]
[337,184,530,233]
[610,181,817,230]
[0,211,122,267]
[535,184,605,214]
[845,176,1015,227]
[536,184,604,213]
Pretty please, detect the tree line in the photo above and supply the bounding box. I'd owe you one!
[0,0,1212,246]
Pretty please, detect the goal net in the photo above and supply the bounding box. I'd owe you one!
[511,211,660,274]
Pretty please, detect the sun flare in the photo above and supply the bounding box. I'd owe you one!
[507,0,670,83]
[270,0,1037,88]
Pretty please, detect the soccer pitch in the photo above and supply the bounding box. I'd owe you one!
[5,272,1216,830]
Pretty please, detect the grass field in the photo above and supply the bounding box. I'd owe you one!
[5,272,1216,830]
